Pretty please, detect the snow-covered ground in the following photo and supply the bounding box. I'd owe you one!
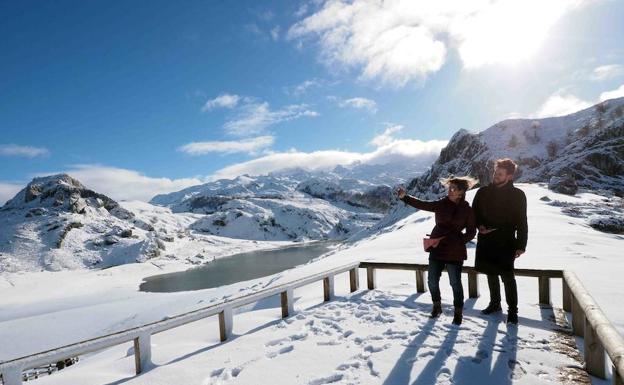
[1,184,622,384]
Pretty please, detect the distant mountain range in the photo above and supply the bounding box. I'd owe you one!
[2,97,623,272]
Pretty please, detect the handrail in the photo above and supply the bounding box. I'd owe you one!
[1,262,622,385]
[0,261,361,385]
[563,271,624,381]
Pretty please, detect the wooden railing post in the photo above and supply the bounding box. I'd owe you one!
[0,366,23,385]
[323,275,335,302]
[415,270,426,293]
[613,366,623,385]
[562,277,572,312]
[134,332,152,374]
[538,276,551,306]
[584,318,607,379]
[571,295,584,337]
[366,267,376,290]
[280,288,294,318]
[219,307,233,342]
[349,268,359,293]
[468,271,479,298]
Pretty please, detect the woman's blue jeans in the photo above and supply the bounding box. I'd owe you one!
[428,258,464,308]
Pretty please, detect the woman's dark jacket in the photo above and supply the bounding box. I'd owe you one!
[401,195,476,264]
[472,182,528,274]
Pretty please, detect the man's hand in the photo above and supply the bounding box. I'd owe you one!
[396,186,406,199]
[514,250,525,258]
[479,225,494,235]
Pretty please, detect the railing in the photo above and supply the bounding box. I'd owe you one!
[360,262,623,384]
[0,262,361,385]
[1,262,622,385]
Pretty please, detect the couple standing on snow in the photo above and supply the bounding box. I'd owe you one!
[396,158,528,325]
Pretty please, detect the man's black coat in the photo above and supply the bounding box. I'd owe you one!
[473,182,528,274]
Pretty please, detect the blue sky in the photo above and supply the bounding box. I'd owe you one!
[1,0,624,202]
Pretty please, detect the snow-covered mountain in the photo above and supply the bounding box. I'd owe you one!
[0,175,287,272]
[406,97,624,199]
[148,167,409,242]
[356,98,624,239]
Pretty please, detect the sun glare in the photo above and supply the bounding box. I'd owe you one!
[457,0,575,68]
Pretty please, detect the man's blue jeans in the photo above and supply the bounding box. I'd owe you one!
[428,259,464,308]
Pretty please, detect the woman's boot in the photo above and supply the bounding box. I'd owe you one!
[452,306,463,325]
[430,301,442,318]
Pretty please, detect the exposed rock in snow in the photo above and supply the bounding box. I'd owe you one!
[548,175,578,195]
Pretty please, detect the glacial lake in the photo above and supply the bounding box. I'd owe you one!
[139,241,339,292]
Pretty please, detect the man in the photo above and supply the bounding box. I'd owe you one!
[473,158,528,325]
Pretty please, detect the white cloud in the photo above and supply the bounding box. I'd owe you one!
[286,78,324,96]
[294,3,309,18]
[210,138,447,180]
[179,136,275,155]
[0,182,23,205]
[600,84,624,101]
[591,64,624,81]
[0,144,49,158]
[288,0,585,86]
[202,94,241,111]
[224,102,319,137]
[39,165,204,202]
[370,124,403,147]
[270,26,280,41]
[333,97,378,113]
[535,92,592,117]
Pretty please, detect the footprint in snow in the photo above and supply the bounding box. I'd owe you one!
[508,359,527,379]
[308,373,344,385]
[471,349,489,363]
[265,344,294,359]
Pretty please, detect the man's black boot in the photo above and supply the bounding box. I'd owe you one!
[507,311,518,325]
[481,302,502,315]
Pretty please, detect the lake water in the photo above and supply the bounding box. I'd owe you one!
[139,241,339,292]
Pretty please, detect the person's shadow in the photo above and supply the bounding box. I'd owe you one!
[452,318,518,385]
[382,317,438,385]
[410,325,459,385]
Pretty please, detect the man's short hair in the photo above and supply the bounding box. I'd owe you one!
[495,158,518,176]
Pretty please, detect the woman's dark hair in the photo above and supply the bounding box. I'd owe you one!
[439,176,478,193]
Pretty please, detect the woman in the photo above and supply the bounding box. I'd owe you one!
[396,177,477,325]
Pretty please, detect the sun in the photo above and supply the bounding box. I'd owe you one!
[456,0,576,68]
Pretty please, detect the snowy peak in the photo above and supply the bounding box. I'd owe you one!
[1,173,133,219]
[406,97,624,197]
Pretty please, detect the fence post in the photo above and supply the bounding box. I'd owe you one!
[468,271,479,298]
[281,288,295,318]
[584,318,606,379]
[415,270,426,293]
[134,332,152,374]
[323,274,335,302]
[349,268,359,293]
[219,307,233,342]
[538,276,551,306]
[613,365,623,385]
[366,267,376,290]
[0,366,23,385]
[571,296,584,337]
[562,277,572,312]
